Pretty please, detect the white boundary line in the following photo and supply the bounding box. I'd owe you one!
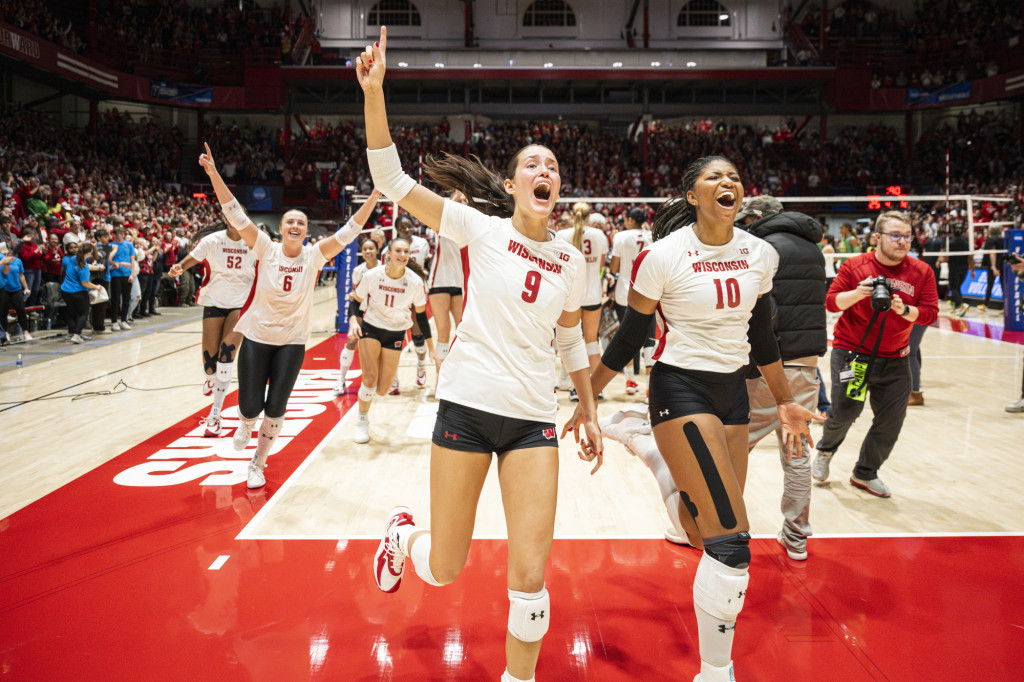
[235,397,361,541]
[239,530,1024,541]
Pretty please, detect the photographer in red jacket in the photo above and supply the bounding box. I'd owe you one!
[812,211,938,498]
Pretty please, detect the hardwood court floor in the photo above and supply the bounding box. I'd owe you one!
[2,289,1023,680]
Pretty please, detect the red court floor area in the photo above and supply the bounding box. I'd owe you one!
[2,345,1023,681]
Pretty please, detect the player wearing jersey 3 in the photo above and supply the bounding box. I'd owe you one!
[357,27,601,682]
[555,202,609,402]
[334,230,382,396]
[427,190,468,372]
[198,142,367,491]
[609,206,654,393]
[350,236,433,443]
[169,221,256,437]
[568,156,820,682]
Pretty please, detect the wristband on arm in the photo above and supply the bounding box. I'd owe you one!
[555,322,589,373]
[221,199,249,231]
[366,144,417,201]
[334,218,360,247]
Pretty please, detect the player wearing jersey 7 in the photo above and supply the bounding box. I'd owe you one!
[609,206,655,393]
[349,236,434,443]
[198,143,370,490]
[357,27,602,682]
[568,156,820,682]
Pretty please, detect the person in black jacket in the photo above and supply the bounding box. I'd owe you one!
[737,196,828,560]
[947,226,971,316]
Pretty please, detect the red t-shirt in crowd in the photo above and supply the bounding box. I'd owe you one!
[41,246,64,275]
[826,252,939,358]
[19,242,43,270]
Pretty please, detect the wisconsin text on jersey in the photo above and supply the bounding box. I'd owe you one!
[221,247,248,255]
[279,265,304,273]
[692,260,750,273]
[507,239,567,272]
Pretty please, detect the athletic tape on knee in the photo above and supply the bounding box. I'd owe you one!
[216,361,232,384]
[358,384,376,403]
[693,551,749,621]
[409,534,444,586]
[508,586,550,643]
[202,350,217,375]
[585,341,601,356]
[683,422,738,530]
[366,144,416,201]
[221,199,250,231]
[218,342,236,364]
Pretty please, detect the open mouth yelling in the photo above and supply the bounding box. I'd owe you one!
[716,191,737,209]
[533,181,552,203]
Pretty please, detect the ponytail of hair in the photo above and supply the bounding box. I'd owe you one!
[76,241,94,270]
[189,220,228,248]
[423,152,515,218]
[571,201,590,252]
[406,260,428,283]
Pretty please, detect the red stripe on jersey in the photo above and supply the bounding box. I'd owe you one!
[460,245,470,315]
[653,303,668,362]
[237,260,260,322]
[194,259,212,304]
[629,247,651,288]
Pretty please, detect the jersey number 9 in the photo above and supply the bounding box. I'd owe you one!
[522,270,541,303]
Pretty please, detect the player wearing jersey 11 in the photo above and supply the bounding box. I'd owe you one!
[555,203,608,402]
[427,190,468,372]
[349,236,433,443]
[568,156,819,682]
[169,221,256,437]
[334,227,383,396]
[609,206,654,394]
[198,142,368,490]
[357,28,601,682]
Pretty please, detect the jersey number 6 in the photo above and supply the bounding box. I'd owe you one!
[522,270,541,303]
[283,275,293,292]
[714,277,740,309]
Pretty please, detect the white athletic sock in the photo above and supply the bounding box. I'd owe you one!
[339,348,355,383]
[253,416,284,467]
[408,531,443,586]
[211,362,232,418]
[501,669,534,682]
[625,362,635,380]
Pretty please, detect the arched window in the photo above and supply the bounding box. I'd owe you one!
[678,0,731,27]
[367,0,421,27]
[523,0,576,27]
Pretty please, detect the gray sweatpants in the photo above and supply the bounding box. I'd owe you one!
[747,365,819,552]
[818,348,911,481]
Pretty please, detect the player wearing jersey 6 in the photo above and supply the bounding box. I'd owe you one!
[349,236,434,443]
[198,142,368,490]
[609,206,654,393]
[555,202,609,401]
[334,228,383,396]
[357,27,601,682]
[427,190,468,371]
[169,221,256,438]
[568,156,820,682]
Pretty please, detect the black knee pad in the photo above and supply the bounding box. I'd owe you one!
[683,421,738,530]
[218,342,236,363]
[703,532,751,568]
[202,350,217,374]
[411,334,425,347]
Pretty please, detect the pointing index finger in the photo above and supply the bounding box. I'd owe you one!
[379,25,387,54]
[204,142,211,155]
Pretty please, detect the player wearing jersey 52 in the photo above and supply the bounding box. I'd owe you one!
[568,156,820,682]
[198,142,369,490]
[357,27,602,682]
[169,220,256,438]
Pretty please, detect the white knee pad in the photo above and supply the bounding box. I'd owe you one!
[216,361,232,384]
[693,553,749,621]
[507,586,550,643]
[358,384,376,403]
[585,341,601,356]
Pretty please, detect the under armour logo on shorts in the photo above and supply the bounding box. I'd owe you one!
[444,431,458,441]
[660,409,669,417]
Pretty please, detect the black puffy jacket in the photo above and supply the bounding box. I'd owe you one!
[746,212,828,360]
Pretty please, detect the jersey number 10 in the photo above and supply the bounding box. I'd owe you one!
[714,278,741,309]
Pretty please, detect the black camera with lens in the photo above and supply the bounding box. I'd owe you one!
[869,276,892,312]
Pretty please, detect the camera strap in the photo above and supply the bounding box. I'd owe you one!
[849,309,888,387]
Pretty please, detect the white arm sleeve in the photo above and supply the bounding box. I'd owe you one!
[366,144,417,201]
[555,323,589,374]
[221,199,249,231]
[334,217,360,246]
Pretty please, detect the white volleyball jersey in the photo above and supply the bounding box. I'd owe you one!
[631,224,778,373]
[436,199,586,422]
[189,231,256,309]
[611,227,653,301]
[350,260,377,311]
[408,234,431,268]
[355,264,427,331]
[555,226,608,306]
[235,230,330,346]
[428,234,465,289]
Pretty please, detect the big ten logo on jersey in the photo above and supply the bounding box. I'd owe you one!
[112,370,342,487]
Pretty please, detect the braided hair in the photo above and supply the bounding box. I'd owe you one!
[652,156,734,242]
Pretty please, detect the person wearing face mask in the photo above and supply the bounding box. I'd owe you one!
[198,142,365,490]
[348,236,432,443]
[357,28,601,682]
[567,156,819,682]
